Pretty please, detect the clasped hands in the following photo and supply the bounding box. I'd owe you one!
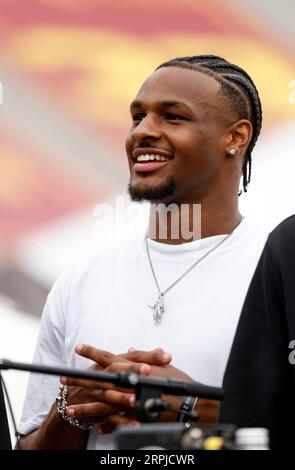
[60,344,219,434]
[59,344,189,433]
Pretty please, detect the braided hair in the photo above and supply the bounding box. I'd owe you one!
[156,55,262,192]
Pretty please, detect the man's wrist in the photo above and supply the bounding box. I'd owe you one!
[56,385,93,431]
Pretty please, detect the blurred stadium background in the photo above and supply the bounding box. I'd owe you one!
[0,0,295,440]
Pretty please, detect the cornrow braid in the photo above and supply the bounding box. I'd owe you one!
[156,55,262,192]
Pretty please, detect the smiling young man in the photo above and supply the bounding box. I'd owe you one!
[18,55,269,450]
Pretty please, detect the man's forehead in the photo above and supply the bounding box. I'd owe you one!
[132,66,221,109]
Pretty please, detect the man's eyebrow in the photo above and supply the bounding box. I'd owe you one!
[130,100,143,109]
[130,100,193,112]
[160,100,193,112]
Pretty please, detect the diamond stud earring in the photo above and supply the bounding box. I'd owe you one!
[228,148,236,156]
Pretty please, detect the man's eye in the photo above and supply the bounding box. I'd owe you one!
[132,114,145,122]
[164,113,184,120]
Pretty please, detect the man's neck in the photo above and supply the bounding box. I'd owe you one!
[147,198,241,244]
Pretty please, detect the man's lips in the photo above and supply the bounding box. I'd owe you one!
[132,147,173,173]
[133,160,170,172]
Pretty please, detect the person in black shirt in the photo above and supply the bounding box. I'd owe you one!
[220,215,295,449]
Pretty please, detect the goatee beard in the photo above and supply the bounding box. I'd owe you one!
[127,176,176,203]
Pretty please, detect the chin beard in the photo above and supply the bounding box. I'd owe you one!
[128,176,176,203]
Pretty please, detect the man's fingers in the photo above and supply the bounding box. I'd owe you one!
[75,344,116,367]
[122,348,172,366]
[61,361,151,389]
[102,389,136,407]
[60,375,114,389]
[106,361,151,376]
[66,402,126,419]
[66,387,135,409]
[74,344,171,371]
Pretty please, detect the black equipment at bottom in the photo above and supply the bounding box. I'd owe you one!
[115,422,269,450]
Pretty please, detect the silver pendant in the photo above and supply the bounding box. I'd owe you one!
[149,294,164,325]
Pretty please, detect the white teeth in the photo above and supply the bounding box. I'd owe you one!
[136,154,169,162]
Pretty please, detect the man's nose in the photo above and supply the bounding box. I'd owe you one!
[131,115,161,141]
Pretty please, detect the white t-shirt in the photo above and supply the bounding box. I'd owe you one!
[18,217,268,449]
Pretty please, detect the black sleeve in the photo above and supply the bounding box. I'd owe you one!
[220,220,295,449]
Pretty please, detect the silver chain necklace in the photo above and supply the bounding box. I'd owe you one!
[145,217,244,325]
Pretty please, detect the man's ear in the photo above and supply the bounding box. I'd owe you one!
[225,119,253,155]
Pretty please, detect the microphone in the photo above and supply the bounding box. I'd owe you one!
[0,359,224,400]
[0,358,225,425]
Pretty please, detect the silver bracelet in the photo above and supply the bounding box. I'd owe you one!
[56,384,93,431]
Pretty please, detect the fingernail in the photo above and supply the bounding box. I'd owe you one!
[162,353,172,362]
[60,376,67,385]
[128,347,136,352]
[139,364,150,375]
[75,344,83,354]
[154,347,164,353]
[128,396,135,406]
[67,407,75,416]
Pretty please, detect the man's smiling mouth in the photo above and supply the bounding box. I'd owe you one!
[132,148,173,173]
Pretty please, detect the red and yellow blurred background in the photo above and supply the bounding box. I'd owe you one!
[0,0,295,430]
[1,0,295,254]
